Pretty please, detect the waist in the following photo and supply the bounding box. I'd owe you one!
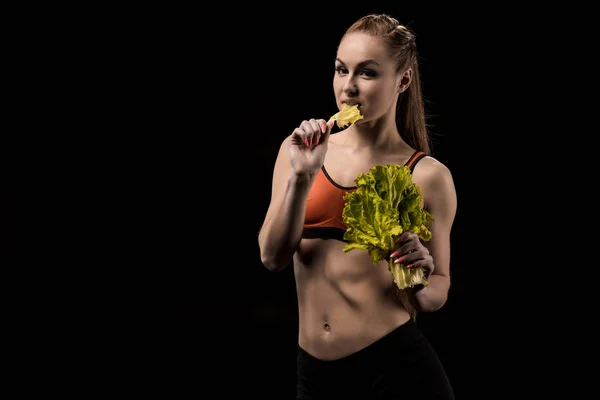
[298,316,419,363]
[297,303,411,360]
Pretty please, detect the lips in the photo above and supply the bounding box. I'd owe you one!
[342,101,361,107]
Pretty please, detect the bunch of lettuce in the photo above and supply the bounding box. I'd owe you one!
[342,164,434,289]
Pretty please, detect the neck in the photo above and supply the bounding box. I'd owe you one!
[344,115,405,152]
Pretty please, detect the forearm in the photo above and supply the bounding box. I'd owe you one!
[411,274,450,312]
[259,173,314,272]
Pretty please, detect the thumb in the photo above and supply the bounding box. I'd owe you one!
[327,119,335,132]
[320,119,335,144]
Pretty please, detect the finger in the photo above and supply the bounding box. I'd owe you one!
[315,119,327,145]
[291,128,303,143]
[395,231,417,244]
[404,259,423,268]
[319,119,335,145]
[299,120,317,147]
[405,259,433,278]
[404,257,431,268]
[392,250,420,265]
[391,245,428,266]
[391,238,419,258]
[393,251,429,267]
[307,119,322,147]
[291,127,311,148]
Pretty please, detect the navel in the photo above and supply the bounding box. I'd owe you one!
[321,313,332,333]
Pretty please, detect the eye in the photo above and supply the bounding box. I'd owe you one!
[335,66,377,78]
[360,69,377,78]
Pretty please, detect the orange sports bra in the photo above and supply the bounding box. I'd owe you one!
[302,150,427,241]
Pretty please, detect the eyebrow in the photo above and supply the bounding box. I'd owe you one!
[335,58,381,67]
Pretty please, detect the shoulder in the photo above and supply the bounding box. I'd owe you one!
[413,155,453,181]
[412,156,456,206]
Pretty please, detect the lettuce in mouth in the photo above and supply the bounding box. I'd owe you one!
[342,164,434,289]
[329,103,364,128]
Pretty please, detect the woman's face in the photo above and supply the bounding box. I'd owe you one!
[334,32,404,123]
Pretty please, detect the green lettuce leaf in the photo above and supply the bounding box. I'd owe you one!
[342,164,433,289]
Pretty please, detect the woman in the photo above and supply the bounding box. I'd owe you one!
[258,13,457,399]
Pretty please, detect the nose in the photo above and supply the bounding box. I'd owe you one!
[342,77,358,96]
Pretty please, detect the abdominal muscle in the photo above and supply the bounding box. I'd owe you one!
[293,237,411,361]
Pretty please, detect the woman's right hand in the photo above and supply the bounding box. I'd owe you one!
[288,118,334,176]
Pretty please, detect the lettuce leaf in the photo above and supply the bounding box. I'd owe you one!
[342,164,433,289]
[329,103,364,128]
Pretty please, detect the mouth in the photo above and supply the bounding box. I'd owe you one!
[342,101,361,108]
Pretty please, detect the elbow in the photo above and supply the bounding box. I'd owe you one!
[414,295,447,313]
[258,236,281,272]
[262,258,287,272]
[260,255,288,273]
[414,276,450,312]
[258,233,296,272]
[422,296,448,312]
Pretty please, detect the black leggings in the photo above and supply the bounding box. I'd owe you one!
[296,319,454,399]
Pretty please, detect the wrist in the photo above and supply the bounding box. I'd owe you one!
[289,171,316,185]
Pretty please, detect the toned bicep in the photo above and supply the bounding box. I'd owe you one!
[421,161,457,278]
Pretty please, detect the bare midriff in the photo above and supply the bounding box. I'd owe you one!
[294,237,410,361]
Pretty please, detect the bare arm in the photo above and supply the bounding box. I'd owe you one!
[411,158,457,312]
[258,137,316,272]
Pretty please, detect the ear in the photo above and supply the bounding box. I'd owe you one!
[397,68,413,93]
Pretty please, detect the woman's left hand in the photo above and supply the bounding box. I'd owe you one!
[389,232,434,279]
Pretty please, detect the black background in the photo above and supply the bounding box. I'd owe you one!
[89,3,573,398]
